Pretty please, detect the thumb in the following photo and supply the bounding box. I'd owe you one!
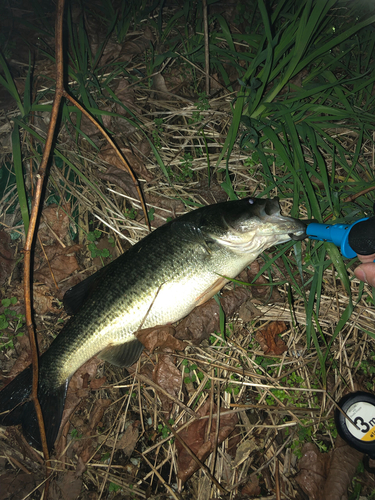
[354,263,375,287]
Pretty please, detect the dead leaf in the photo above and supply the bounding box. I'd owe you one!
[255,321,288,355]
[38,203,72,246]
[34,243,81,294]
[0,230,16,285]
[152,73,169,95]
[99,144,154,182]
[153,355,182,412]
[50,471,82,500]
[0,472,37,500]
[175,399,238,483]
[295,442,329,500]
[55,358,102,453]
[32,284,56,315]
[118,27,155,62]
[87,399,112,432]
[241,475,261,496]
[90,376,106,390]
[114,78,141,116]
[247,260,282,303]
[98,166,139,201]
[175,286,251,344]
[136,325,187,353]
[322,435,364,500]
[108,421,139,455]
[68,98,112,139]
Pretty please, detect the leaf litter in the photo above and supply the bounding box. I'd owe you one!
[0,2,375,499]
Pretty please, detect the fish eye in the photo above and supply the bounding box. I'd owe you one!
[248,198,254,205]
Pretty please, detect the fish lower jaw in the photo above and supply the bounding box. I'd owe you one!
[288,229,306,241]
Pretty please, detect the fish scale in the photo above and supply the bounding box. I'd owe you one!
[0,197,306,451]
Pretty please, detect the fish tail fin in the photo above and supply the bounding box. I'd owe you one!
[0,365,67,451]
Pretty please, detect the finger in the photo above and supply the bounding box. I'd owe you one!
[354,263,375,287]
[356,253,375,264]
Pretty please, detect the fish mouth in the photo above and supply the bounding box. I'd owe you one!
[257,198,308,239]
[288,229,307,241]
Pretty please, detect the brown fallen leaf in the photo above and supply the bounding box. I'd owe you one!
[55,358,102,454]
[175,286,251,344]
[246,260,282,303]
[38,203,72,246]
[175,399,238,483]
[32,284,56,315]
[72,398,112,477]
[295,442,329,500]
[255,321,288,355]
[107,420,140,455]
[34,243,81,294]
[99,143,154,182]
[89,376,106,390]
[0,230,16,286]
[322,435,364,500]
[0,472,37,500]
[98,165,139,201]
[136,325,187,353]
[152,73,169,95]
[118,27,155,62]
[241,475,261,496]
[113,78,141,117]
[295,436,364,500]
[50,471,82,500]
[153,355,182,413]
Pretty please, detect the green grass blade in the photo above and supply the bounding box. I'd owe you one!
[11,123,29,235]
[13,118,110,202]
[0,53,24,116]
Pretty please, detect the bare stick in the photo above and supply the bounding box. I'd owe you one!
[23,0,66,492]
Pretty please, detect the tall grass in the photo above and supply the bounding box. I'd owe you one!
[1,0,374,381]
[206,0,375,383]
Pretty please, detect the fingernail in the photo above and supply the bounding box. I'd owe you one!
[355,268,367,283]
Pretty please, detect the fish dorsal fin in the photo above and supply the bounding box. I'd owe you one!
[98,338,144,367]
[63,267,107,315]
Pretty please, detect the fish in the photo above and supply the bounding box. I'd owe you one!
[0,197,306,451]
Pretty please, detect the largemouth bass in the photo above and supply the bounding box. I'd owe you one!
[0,197,306,450]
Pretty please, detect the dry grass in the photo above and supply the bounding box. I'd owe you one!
[0,2,375,498]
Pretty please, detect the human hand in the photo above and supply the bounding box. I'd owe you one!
[354,253,375,287]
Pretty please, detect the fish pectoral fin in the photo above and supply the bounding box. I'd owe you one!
[98,338,144,368]
[195,277,228,307]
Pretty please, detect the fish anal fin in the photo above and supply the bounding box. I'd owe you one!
[98,338,144,368]
[194,277,228,307]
